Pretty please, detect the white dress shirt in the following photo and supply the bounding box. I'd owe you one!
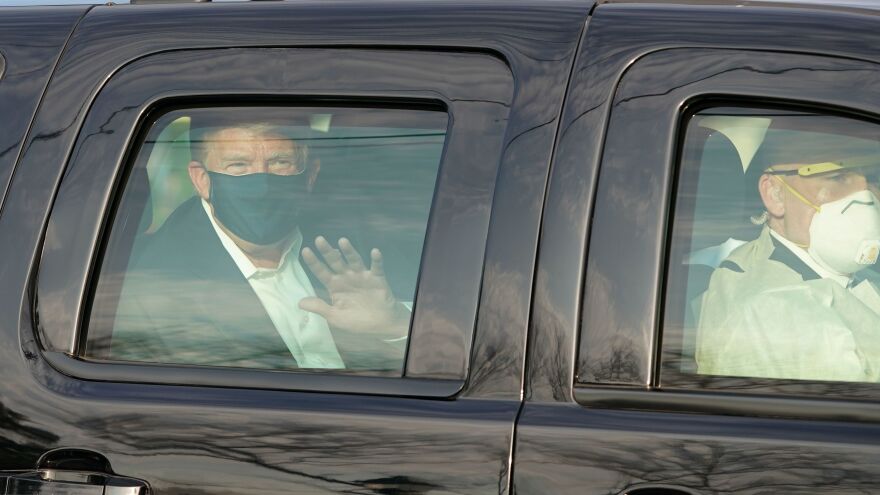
[202,200,345,369]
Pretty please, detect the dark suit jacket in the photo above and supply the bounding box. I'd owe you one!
[109,196,411,371]
[110,197,301,369]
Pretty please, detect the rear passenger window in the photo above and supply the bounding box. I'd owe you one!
[663,106,880,387]
[86,106,447,375]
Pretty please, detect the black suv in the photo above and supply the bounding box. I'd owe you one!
[3,1,880,494]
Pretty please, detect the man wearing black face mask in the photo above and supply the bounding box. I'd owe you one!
[110,123,410,370]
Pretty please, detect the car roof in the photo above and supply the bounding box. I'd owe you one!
[598,0,880,14]
[2,0,877,15]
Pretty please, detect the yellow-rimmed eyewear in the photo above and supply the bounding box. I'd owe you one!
[765,157,880,177]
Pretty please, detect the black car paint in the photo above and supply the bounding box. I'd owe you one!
[0,1,587,494]
[41,46,513,395]
[519,3,880,495]
[0,7,87,221]
[1,1,879,494]
[0,4,88,469]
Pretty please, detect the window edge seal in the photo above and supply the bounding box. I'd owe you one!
[574,385,880,423]
[43,351,464,398]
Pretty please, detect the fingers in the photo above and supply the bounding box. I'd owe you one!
[307,236,378,279]
[301,247,334,287]
[298,296,333,318]
[338,237,366,271]
[315,236,347,273]
[370,248,385,277]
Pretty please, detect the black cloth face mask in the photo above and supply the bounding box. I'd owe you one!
[207,171,308,245]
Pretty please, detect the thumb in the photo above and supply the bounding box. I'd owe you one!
[299,297,333,318]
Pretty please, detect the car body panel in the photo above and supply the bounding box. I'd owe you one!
[0,6,86,225]
[518,3,880,494]
[0,1,591,493]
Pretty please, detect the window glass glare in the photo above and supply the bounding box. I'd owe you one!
[86,106,447,375]
[664,108,880,384]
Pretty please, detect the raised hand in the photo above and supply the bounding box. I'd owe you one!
[298,236,409,340]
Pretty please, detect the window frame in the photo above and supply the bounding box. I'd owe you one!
[82,101,449,375]
[35,47,515,397]
[661,102,880,400]
[575,47,880,419]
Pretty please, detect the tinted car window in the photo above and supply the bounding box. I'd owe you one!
[663,107,880,385]
[86,106,447,375]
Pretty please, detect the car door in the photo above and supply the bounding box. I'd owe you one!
[0,5,87,254]
[0,1,591,494]
[518,2,880,494]
[0,5,89,484]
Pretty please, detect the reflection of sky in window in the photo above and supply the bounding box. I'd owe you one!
[144,125,445,244]
[684,112,880,262]
[89,107,447,369]
[300,126,445,293]
[136,117,445,301]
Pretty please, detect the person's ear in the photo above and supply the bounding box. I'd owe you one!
[307,158,321,193]
[189,161,211,201]
[759,174,785,218]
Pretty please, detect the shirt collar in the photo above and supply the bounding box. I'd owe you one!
[201,199,301,279]
[768,228,851,287]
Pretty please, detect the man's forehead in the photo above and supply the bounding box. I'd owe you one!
[209,126,292,143]
[198,127,297,169]
[206,127,295,153]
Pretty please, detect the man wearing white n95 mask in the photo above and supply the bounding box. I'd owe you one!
[697,131,880,382]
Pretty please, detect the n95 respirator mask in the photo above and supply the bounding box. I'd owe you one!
[808,189,880,275]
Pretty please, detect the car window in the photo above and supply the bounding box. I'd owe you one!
[86,106,447,376]
[662,106,880,386]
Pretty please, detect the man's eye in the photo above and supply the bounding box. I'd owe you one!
[226,162,248,170]
[269,160,302,173]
